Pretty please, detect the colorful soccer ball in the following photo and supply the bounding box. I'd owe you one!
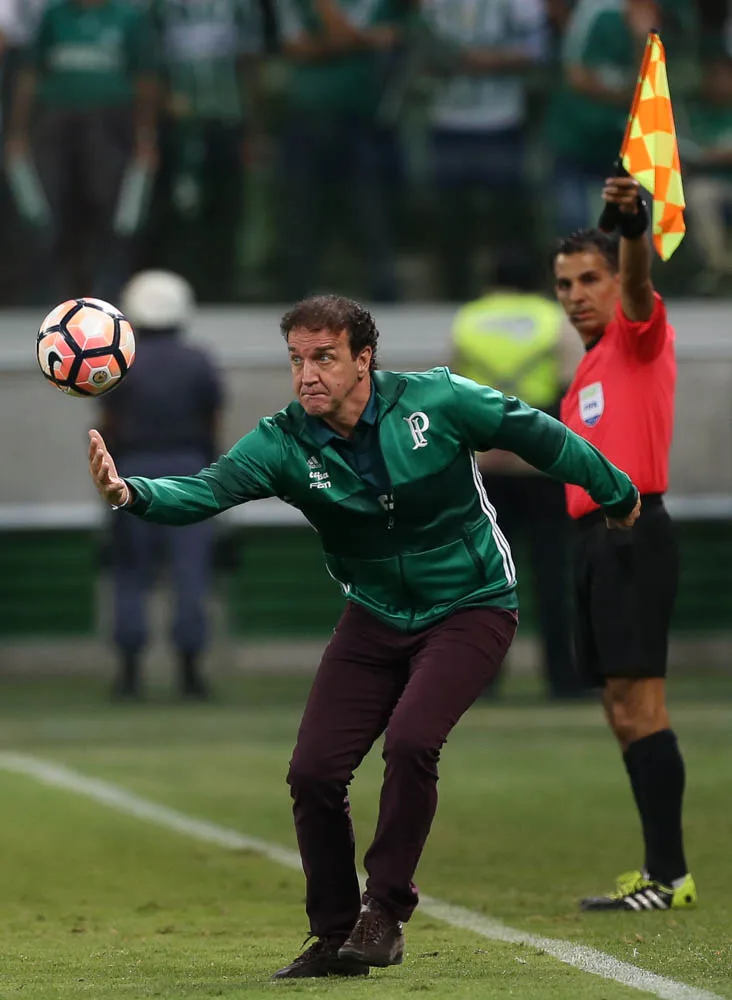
[36,298,136,397]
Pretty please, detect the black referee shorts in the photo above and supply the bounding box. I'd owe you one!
[573,494,678,686]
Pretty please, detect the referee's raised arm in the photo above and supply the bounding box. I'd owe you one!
[603,174,655,322]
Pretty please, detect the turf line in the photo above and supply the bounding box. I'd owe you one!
[0,751,722,1000]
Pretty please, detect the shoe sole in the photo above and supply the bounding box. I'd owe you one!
[580,902,634,912]
[580,900,696,912]
[334,956,373,975]
[271,961,369,980]
[338,945,404,968]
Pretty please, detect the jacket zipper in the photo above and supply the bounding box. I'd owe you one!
[376,387,411,627]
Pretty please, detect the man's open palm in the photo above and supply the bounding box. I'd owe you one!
[88,429,128,507]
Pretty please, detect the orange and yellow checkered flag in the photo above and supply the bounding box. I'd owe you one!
[620,31,685,260]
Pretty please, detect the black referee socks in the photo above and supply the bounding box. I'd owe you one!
[623,729,688,885]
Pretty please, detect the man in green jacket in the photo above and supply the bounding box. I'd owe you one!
[88,294,640,979]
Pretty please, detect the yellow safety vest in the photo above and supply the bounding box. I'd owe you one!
[451,292,564,410]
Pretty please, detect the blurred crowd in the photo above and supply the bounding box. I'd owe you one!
[1,0,732,307]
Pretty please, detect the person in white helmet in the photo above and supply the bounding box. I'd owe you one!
[98,270,223,699]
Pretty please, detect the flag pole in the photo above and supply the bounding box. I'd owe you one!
[598,31,657,234]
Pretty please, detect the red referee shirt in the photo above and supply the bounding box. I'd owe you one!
[560,292,676,520]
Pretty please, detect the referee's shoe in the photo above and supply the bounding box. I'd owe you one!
[581,870,697,911]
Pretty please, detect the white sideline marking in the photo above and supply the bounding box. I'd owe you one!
[0,752,723,1000]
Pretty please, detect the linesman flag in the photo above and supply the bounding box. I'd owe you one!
[620,31,685,260]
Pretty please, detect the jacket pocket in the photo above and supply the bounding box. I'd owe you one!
[327,552,403,611]
[399,536,490,613]
[462,530,487,582]
[324,554,351,594]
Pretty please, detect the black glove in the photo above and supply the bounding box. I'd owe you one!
[598,199,622,234]
[598,159,627,233]
[600,195,649,239]
[618,197,649,238]
[598,161,649,239]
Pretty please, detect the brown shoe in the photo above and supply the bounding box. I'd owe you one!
[271,936,369,979]
[338,897,404,968]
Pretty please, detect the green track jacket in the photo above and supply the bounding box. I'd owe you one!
[124,368,637,631]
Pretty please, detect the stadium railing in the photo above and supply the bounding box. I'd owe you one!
[0,493,731,531]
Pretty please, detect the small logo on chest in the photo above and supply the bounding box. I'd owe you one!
[306,455,332,489]
[579,382,604,427]
[404,411,430,449]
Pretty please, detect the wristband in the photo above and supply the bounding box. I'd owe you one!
[597,201,621,234]
[110,482,131,511]
[617,197,649,239]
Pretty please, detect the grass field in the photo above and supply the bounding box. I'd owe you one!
[0,671,730,1000]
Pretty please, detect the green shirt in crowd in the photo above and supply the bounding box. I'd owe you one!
[545,0,638,169]
[30,0,155,111]
[546,0,698,170]
[685,103,732,181]
[278,0,407,118]
[683,33,732,181]
[123,368,637,632]
[422,0,547,133]
[145,0,262,122]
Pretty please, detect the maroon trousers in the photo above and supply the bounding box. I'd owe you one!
[287,602,517,936]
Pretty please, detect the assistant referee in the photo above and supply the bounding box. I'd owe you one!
[553,175,696,912]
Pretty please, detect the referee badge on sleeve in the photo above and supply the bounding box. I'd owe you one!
[579,382,604,427]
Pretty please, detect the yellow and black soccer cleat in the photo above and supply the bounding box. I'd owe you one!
[580,870,697,911]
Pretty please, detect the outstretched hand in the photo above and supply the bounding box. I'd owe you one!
[88,429,129,507]
[606,495,641,531]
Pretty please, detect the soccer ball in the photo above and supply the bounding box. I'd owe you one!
[36,298,136,397]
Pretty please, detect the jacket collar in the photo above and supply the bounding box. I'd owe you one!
[279,370,408,447]
[305,380,378,446]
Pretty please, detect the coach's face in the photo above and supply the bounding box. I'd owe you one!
[288,327,372,421]
[554,251,620,344]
